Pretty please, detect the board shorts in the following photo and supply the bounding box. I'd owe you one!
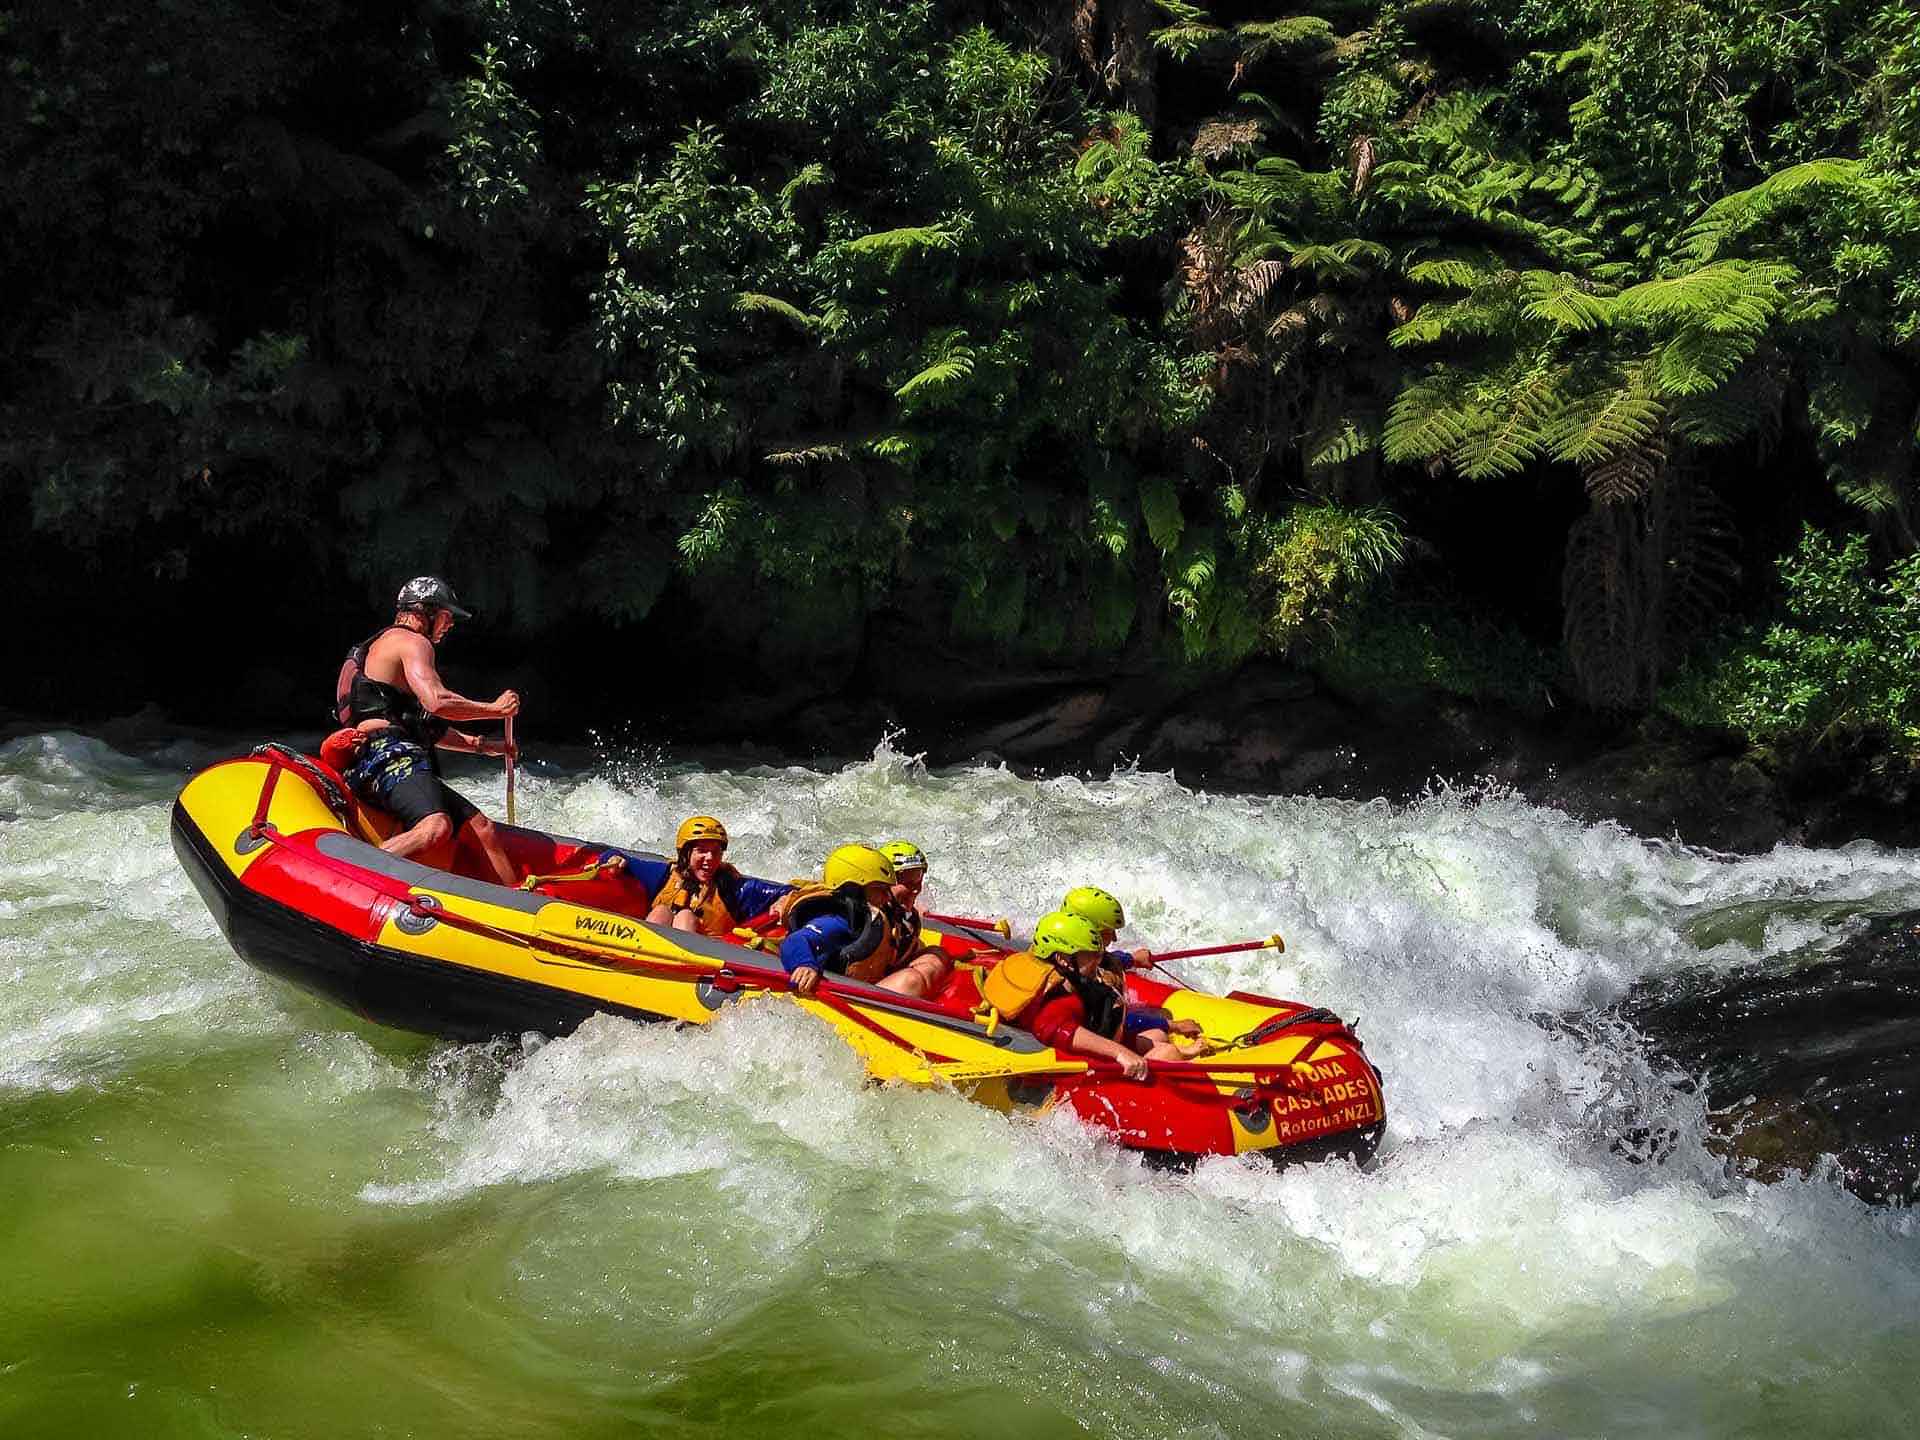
[1122,1006,1173,1040]
[344,732,480,833]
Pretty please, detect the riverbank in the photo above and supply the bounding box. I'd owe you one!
[8,658,1915,853]
[758,660,1920,855]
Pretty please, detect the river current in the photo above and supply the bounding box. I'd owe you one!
[2,729,1916,1437]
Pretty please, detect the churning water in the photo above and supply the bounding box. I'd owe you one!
[2,730,1916,1437]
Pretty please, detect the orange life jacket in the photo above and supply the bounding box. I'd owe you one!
[979,952,1124,1038]
[650,862,741,937]
[978,950,1067,1022]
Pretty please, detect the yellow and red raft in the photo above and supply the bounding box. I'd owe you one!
[171,746,1386,1166]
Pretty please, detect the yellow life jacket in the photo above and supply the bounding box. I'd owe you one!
[978,950,1067,1022]
[782,883,903,983]
[649,862,741,937]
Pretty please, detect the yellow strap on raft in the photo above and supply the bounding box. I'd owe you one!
[518,858,616,892]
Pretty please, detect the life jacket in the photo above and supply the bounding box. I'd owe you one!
[784,883,902,983]
[1077,970,1126,1041]
[979,950,1068,1023]
[650,861,741,937]
[333,626,448,751]
[980,953,1125,1039]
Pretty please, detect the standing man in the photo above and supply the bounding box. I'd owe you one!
[332,576,520,884]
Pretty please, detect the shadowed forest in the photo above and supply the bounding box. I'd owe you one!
[6,1,1919,779]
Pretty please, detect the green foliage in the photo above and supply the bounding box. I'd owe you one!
[1250,504,1406,649]
[1316,598,1561,708]
[1666,529,1920,761]
[8,0,1920,704]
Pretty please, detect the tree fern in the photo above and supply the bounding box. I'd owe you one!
[1235,17,1336,62]
[1543,367,1665,465]
[1650,327,1756,398]
[1681,158,1865,261]
[844,223,958,258]
[895,332,976,401]
[1308,415,1379,471]
[1520,271,1615,332]
[1149,0,1225,60]
[734,291,816,330]
[1383,373,1481,462]
[765,443,849,465]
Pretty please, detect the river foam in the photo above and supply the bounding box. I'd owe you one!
[4,730,1917,1436]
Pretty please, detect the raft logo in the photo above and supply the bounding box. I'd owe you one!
[573,913,638,945]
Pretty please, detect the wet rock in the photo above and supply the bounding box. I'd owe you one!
[1622,911,1920,1205]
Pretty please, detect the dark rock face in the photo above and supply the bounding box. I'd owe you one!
[840,660,1914,853]
[1622,913,1920,1206]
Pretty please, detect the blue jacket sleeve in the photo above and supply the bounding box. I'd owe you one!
[603,851,672,902]
[723,873,792,922]
[780,915,854,974]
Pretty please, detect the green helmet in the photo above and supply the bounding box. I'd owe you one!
[1031,910,1102,961]
[1063,886,1125,933]
[880,840,928,875]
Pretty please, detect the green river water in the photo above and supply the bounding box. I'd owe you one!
[2,731,1916,1438]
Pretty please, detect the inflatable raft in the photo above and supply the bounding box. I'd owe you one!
[171,746,1385,1166]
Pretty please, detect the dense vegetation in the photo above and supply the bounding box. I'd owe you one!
[4,1,1917,761]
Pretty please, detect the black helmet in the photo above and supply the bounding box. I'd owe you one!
[396,576,472,620]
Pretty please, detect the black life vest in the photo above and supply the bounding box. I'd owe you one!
[1075,971,1126,1041]
[785,884,895,981]
[333,626,449,749]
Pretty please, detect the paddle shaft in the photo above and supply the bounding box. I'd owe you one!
[1141,934,1284,964]
[504,714,517,824]
[926,911,1010,935]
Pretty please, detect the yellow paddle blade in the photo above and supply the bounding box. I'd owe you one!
[532,904,708,969]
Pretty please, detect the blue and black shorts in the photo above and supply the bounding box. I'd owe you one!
[345,733,480,833]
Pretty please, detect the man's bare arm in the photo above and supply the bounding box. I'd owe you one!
[397,633,519,723]
[436,729,509,756]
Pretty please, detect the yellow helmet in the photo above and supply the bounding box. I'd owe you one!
[822,843,896,890]
[1032,910,1103,961]
[1063,886,1125,933]
[880,840,928,875]
[675,816,728,851]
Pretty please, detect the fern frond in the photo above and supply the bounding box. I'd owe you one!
[734,292,815,329]
[1452,364,1565,478]
[765,443,850,465]
[865,432,920,463]
[1543,372,1665,465]
[1388,294,1512,349]
[1682,158,1865,261]
[894,349,975,399]
[1651,328,1757,397]
[1383,373,1479,461]
[1151,21,1227,59]
[1236,17,1336,58]
[1668,372,1781,447]
[1520,271,1615,332]
[1613,260,1797,331]
[845,224,958,257]
[1307,415,1379,470]
[1406,255,1500,290]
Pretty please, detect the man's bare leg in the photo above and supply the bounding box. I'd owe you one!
[878,953,953,1000]
[381,812,452,862]
[460,813,518,887]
